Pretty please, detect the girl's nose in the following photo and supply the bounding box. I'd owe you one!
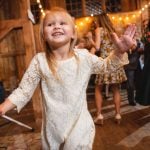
[54,23,61,29]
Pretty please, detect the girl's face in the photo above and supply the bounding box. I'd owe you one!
[43,12,75,49]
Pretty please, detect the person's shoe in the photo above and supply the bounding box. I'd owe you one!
[129,101,136,106]
[94,114,104,125]
[115,114,121,124]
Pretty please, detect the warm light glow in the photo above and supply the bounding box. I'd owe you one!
[42,12,45,17]
[39,4,42,9]
[75,9,144,39]
[79,22,84,26]
[145,4,148,8]
[132,15,136,18]
[74,0,150,38]
[112,16,115,20]
[142,8,145,11]
[138,1,150,15]
[125,17,129,20]
[85,17,90,22]
[37,0,40,3]
[119,17,122,21]
[41,9,44,13]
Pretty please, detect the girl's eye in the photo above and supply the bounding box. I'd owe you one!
[47,23,52,26]
[60,22,66,25]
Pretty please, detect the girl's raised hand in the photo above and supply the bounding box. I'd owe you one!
[111,24,137,53]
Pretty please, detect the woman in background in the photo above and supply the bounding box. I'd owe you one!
[89,13,127,125]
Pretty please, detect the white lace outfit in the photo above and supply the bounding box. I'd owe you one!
[8,49,128,150]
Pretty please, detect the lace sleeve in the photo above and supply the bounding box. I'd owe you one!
[87,51,129,74]
[8,54,41,112]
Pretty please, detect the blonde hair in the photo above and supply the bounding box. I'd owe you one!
[39,7,78,79]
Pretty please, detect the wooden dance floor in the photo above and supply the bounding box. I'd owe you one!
[0,90,150,150]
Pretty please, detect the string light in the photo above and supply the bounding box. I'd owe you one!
[119,17,122,21]
[138,1,150,13]
[36,0,40,3]
[112,16,115,20]
[125,16,129,20]
[141,8,145,11]
[85,17,90,22]
[132,15,136,18]
[145,4,148,8]
[75,1,150,36]
[79,22,84,26]
[39,4,42,9]
[36,0,45,16]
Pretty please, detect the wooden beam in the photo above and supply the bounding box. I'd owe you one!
[121,0,131,12]
[0,50,25,57]
[136,0,141,9]
[47,0,66,9]
[0,19,25,41]
[101,0,106,11]
[81,0,86,16]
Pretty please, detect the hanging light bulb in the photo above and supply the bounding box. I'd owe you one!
[37,0,40,3]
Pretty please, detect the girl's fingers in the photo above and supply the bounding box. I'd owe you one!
[130,25,137,39]
[124,24,132,36]
[124,24,136,38]
[111,32,119,44]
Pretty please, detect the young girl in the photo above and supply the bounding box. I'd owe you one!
[0,7,136,150]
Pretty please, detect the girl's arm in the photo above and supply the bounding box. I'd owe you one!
[88,50,128,75]
[1,54,41,114]
[88,24,136,74]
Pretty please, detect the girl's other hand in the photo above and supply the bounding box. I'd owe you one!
[0,104,4,115]
[111,24,137,53]
[0,99,16,115]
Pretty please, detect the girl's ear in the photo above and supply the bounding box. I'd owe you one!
[71,35,75,39]
[71,30,77,39]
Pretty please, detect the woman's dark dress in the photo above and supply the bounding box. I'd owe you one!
[136,42,150,105]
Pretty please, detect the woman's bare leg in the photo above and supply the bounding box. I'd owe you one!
[111,84,122,124]
[94,84,104,124]
[95,84,103,115]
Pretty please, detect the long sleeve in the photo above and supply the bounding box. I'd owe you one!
[84,49,128,74]
[8,54,41,112]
